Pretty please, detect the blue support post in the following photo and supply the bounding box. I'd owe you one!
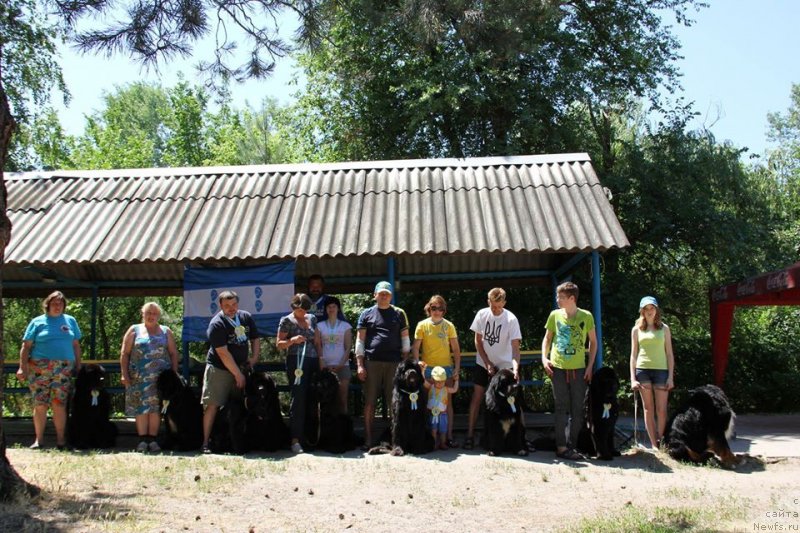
[90,286,98,358]
[591,251,604,369]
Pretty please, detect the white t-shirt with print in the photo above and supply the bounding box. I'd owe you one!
[469,308,522,369]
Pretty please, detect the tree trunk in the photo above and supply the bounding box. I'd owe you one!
[0,70,40,502]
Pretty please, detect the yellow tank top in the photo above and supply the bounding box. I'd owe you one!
[636,328,667,370]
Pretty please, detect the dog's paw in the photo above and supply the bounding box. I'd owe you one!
[390,446,405,457]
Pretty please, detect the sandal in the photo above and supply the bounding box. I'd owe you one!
[556,448,584,461]
[446,439,459,449]
[462,437,474,450]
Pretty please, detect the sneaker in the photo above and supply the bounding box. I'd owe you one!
[148,441,161,453]
[201,444,212,454]
[29,441,41,450]
[290,442,304,454]
[136,441,148,453]
[556,448,584,461]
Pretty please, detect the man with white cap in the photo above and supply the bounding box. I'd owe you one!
[355,281,410,448]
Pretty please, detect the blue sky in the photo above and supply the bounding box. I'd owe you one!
[54,0,799,156]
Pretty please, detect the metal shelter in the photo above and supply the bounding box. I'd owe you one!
[710,261,800,385]
[5,153,629,367]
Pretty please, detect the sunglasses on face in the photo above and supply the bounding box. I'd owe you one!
[429,306,444,312]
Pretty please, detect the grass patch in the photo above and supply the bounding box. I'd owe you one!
[568,502,747,533]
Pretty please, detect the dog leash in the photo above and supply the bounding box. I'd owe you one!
[294,339,307,385]
[587,383,598,454]
[633,388,640,448]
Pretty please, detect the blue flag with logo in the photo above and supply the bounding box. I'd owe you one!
[183,262,295,342]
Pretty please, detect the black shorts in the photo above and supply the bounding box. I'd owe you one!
[472,365,490,388]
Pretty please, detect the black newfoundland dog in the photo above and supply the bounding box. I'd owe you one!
[370,359,435,456]
[243,371,291,452]
[663,384,740,468]
[308,369,362,454]
[156,369,203,451]
[576,366,620,460]
[484,369,528,457]
[209,370,290,454]
[67,364,118,449]
[391,359,435,456]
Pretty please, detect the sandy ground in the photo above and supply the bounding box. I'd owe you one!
[2,444,800,533]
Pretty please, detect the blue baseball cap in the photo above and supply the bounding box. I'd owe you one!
[639,296,659,310]
[374,281,393,294]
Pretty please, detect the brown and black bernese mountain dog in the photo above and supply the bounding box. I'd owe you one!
[663,384,740,468]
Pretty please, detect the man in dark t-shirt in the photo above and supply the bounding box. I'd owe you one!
[307,274,346,323]
[355,281,409,447]
[200,290,260,453]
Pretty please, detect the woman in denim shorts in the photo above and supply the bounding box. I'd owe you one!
[630,296,675,448]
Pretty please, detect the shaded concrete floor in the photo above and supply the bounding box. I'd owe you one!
[3,412,798,456]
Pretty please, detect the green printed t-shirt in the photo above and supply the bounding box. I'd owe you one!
[545,308,595,370]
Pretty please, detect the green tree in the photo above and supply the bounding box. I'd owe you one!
[68,81,290,169]
[237,98,293,164]
[71,82,170,169]
[2,0,308,497]
[1,0,69,500]
[8,108,74,171]
[163,82,210,167]
[285,0,703,161]
[597,113,796,409]
[763,83,800,255]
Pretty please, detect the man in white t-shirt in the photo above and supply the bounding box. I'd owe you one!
[463,287,522,449]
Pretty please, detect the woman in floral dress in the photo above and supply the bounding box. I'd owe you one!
[121,302,179,452]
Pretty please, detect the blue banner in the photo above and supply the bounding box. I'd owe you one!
[183,261,295,342]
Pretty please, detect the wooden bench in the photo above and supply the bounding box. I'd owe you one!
[2,351,545,418]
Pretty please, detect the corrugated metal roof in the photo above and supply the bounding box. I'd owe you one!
[4,153,628,285]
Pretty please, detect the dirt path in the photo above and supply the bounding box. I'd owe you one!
[3,446,799,532]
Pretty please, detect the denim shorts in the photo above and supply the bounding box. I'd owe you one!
[635,368,669,387]
[429,412,448,433]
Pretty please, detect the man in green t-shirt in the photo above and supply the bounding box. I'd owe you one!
[541,282,597,461]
